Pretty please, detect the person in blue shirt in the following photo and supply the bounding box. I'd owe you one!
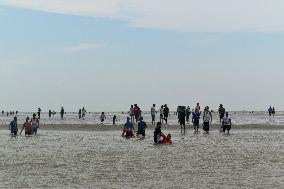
[268,106,273,117]
[192,109,200,133]
[122,117,135,138]
[137,117,147,139]
[9,117,18,135]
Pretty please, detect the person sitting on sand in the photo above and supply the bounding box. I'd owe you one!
[100,112,106,124]
[203,106,212,133]
[154,122,163,144]
[161,134,172,144]
[122,117,135,138]
[9,117,18,135]
[222,112,231,134]
[20,117,32,136]
[137,117,147,139]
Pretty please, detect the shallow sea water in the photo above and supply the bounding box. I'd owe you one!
[0,129,283,189]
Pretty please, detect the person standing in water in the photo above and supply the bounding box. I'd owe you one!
[186,106,191,123]
[100,112,106,124]
[133,104,142,123]
[159,105,164,123]
[163,104,169,124]
[9,117,18,135]
[268,106,273,117]
[218,104,225,123]
[179,106,186,133]
[113,115,117,125]
[129,105,134,123]
[137,117,147,139]
[82,107,86,119]
[78,109,82,119]
[192,109,201,133]
[203,106,212,133]
[222,112,231,134]
[31,113,39,135]
[272,107,276,117]
[37,107,41,120]
[20,117,33,136]
[60,107,65,120]
[151,104,156,124]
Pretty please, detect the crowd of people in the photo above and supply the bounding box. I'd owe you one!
[7,104,277,143]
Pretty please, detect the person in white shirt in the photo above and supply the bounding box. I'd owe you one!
[151,104,156,124]
[222,112,231,134]
[203,106,212,133]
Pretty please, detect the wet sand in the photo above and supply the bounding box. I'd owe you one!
[0,129,283,188]
[1,123,283,131]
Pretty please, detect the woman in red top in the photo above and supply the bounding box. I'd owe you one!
[133,104,141,123]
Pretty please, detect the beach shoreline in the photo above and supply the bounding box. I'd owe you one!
[1,123,283,131]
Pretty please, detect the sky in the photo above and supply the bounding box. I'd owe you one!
[0,0,284,112]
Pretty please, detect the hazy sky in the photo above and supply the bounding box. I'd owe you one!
[0,0,284,112]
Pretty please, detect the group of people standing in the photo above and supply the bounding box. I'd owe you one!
[78,107,86,119]
[9,113,40,136]
[150,104,169,124]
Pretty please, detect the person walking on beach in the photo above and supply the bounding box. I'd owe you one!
[151,104,156,124]
[203,106,212,133]
[154,122,163,144]
[159,105,164,123]
[133,104,141,123]
[31,113,39,135]
[137,117,147,139]
[100,112,106,124]
[60,107,65,120]
[20,117,32,136]
[163,104,169,124]
[218,104,225,123]
[129,105,134,123]
[192,109,201,133]
[9,117,18,135]
[222,112,231,134]
[186,106,191,123]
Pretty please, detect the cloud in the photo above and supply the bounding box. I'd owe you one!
[0,0,284,32]
[63,43,106,53]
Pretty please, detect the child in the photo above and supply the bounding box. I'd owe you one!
[100,112,106,124]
